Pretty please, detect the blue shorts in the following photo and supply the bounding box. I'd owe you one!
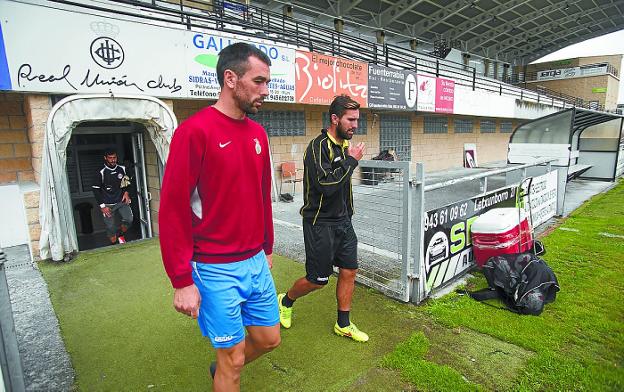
[191,250,279,349]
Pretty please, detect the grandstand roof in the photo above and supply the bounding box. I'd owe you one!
[255,0,624,63]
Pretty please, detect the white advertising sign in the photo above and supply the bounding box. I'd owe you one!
[0,1,296,102]
[188,32,296,102]
[416,74,436,112]
[454,85,517,118]
[537,67,581,81]
[528,171,558,227]
[1,2,187,97]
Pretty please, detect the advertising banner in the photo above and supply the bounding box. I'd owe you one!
[528,171,558,227]
[537,67,581,81]
[435,77,455,113]
[423,186,518,294]
[416,74,436,112]
[454,85,517,118]
[0,1,296,102]
[223,1,248,18]
[368,65,416,110]
[423,173,556,294]
[1,2,186,97]
[416,74,454,113]
[188,32,296,102]
[294,51,368,107]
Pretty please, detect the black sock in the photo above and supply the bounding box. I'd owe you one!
[282,293,295,308]
[337,310,350,328]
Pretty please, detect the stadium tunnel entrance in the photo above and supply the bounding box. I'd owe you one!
[39,94,177,261]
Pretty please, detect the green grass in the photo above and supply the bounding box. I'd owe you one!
[417,180,624,391]
[40,180,624,391]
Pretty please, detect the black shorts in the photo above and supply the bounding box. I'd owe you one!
[303,219,358,285]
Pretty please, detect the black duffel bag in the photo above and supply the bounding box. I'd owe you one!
[465,249,560,315]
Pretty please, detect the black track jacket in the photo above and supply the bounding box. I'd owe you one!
[299,129,358,224]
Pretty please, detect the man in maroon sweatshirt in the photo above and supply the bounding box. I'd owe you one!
[159,42,280,391]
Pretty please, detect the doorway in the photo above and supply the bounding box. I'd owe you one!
[66,121,152,250]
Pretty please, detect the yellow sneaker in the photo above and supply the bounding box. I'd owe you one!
[334,322,369,342]
[277,293,292,329]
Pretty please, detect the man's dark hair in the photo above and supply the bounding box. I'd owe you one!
[329,94,360,120]
[104,147,117,156]
[216,42,272,87]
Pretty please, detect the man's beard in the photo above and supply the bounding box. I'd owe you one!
[336,122,354,140]
[234,89,261,115]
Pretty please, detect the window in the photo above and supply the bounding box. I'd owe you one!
[480,119,496,133]
[500,121,513,133]
[454,119,473,133]
[250,111,306,137]
[380,114,411,160]
[322,112,368,135]
[424,116,448,134]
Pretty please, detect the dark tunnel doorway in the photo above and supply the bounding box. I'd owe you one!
[66,121,151,250]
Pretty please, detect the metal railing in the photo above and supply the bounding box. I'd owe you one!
[499,78,606,111]
[0,248,26,392]
[351,161,412,302]
[50,0,597,111]
[346,158,559,304]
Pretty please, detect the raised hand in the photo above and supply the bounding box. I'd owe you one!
[348,142,366,161]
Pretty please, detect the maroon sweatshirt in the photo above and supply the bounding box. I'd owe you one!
[159,106,274,289]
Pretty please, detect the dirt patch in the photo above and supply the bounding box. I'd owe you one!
[423,323,535,391]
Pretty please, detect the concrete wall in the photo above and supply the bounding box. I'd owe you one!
[412,115,511,172]
[529,74,618,109]
[24,95,50,185]
[22,95,51,259]
[0,93,50,258]
[606,77,620,109]
[22,186,40,259]
[144,134,161,237]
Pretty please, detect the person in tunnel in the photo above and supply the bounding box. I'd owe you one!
[92,147,133,245]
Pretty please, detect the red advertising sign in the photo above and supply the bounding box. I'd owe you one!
[435,77,455,113]
[295,51,368,107]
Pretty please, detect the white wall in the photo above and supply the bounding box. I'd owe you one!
[0,185,29,248]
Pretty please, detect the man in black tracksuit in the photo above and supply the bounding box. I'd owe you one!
[92,147,133,244]
[277,95,369,342]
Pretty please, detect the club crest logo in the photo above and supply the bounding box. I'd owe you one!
[90,36,124,69]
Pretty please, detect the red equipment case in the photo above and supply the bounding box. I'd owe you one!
[471,207,533,268]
